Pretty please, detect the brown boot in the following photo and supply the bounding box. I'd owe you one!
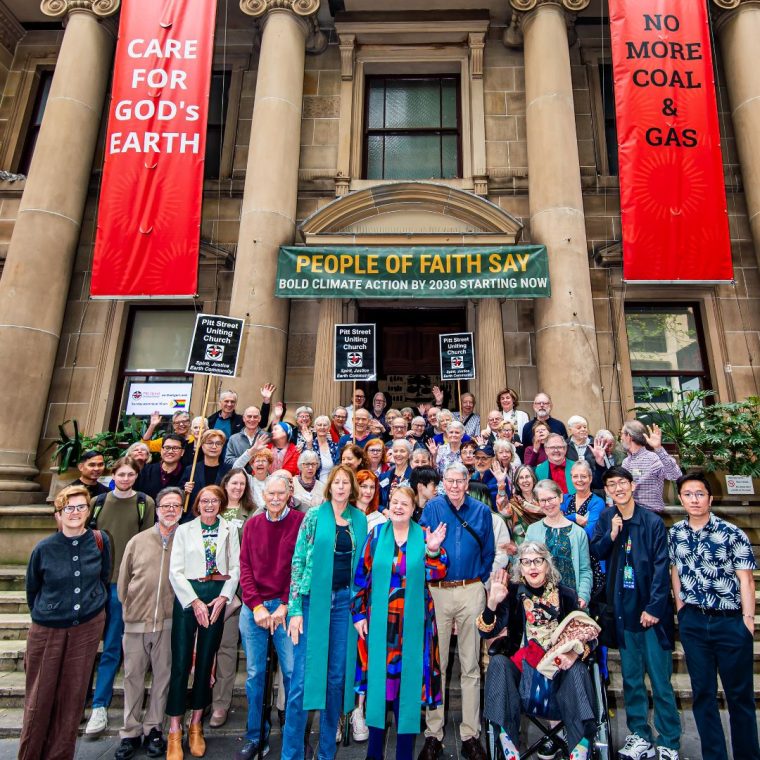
[166,730,184,760]
[187,724,206,757]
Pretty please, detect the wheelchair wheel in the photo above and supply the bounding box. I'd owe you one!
[485,721,505,760]
[590,661,612,760]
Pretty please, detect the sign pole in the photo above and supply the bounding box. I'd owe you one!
[183,377,212,514]
[352,380,356,444]
[457,380,462,419]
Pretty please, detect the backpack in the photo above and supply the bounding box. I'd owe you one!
[90,492,148,531]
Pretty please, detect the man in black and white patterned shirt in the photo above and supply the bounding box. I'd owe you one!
[669,471,758,760]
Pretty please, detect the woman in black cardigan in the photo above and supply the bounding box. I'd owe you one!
[477,541,598,760]
[19,484,111,760]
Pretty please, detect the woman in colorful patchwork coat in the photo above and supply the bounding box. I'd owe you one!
[351,486,449,760]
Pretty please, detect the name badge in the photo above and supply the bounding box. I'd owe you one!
[623,564,635,590]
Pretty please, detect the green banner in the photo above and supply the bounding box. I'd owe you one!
[275,245,550,299]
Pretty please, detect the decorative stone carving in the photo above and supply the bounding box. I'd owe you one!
[239,0,320,18]
[468,32,485,79]
[509,0,589,13]
[41,0,120,18]
[0,1,23,52]
[711,0,742,8]
[339,34,355,81]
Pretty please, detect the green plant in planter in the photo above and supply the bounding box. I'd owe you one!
[51,419,85,474]
[51,416,146,472]
[631,389,760,478]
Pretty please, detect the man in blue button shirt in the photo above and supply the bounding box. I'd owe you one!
[418,462,494,760]
[669,471,758,760]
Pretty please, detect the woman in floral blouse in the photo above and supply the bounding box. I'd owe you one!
[351,486,448,760]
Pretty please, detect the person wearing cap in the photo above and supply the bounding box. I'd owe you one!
[267,422,300,476]
[669,471,758,760]
[71,450,109,499]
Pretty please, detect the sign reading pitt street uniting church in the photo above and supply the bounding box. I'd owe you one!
[91,0,218,297]
[186,314,244,377]
[334,324,377,382]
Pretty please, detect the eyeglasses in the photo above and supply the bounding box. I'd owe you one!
[605,479,630,489]
[681,491,708,500]
[519,557,546,567]
[546,446,566,451]
[60,504,88,514]
[534,401,550,406]
[367,448,383,454]
[444,478,467,486]
[199,498,221,506]
[538,496,560,505]
[159,503,181,511]
[162,446,182,452]
[204,441,223,447]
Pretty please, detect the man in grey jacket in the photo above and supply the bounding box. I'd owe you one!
[113,487,182,760]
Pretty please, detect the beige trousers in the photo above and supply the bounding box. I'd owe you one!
[425,583,486,742]
[121,629,172,739]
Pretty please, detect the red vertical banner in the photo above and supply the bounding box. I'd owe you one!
[91,0,217,297]
[608,0,733,283]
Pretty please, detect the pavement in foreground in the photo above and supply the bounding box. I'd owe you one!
[0,707,756,760]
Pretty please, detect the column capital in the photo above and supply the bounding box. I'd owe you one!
[509,0,589,14]
[239,0,320,18]
[41,0,120,18]
[711,0,760,9]
[710,0,760,31]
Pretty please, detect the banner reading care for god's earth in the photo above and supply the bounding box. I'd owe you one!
[276,246,550,299]
[91,0,217,297]
[609,0,732,283]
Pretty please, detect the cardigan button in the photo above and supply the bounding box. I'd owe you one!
[72,540,78,546]
[72,556,78,561]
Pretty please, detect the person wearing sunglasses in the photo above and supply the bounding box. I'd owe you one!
[477,542,598,760]
[20,485,111,760]
[112,487,183,760]
[166,484,241,759]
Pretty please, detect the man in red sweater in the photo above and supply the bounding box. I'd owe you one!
[236,473,305,760]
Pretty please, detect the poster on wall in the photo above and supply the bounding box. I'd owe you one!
[608,0,733,283]
[125,382,193,416]
[91,0,217,297]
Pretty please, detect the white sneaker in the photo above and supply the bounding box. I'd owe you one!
[618,734,655,759]
[350,708,369,742]
[656,749,679,760]
[336,715,344,744]
[84,706,108,736]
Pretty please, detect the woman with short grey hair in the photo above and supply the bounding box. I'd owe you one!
[293,449,325,511]
[434,421,465,476]
[310,414,339,484]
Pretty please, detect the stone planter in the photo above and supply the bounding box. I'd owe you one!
[46,467,78,503]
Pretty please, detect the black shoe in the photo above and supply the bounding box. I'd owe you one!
[461,737,488,760]
[144,727,167,758]
[417,737,444,760]
[304,741,314,760]
[537,735,561,760]
[234,738,270,760]
[114,737,141,760]
[278,708,286,728]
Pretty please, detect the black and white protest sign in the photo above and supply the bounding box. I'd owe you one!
[334,323,377,381]
[186,314,245,377]
[439,332,476,381]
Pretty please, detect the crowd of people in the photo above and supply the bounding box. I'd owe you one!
[19,385,758,760]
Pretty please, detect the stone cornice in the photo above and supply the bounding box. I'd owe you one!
[509,0,589,13]
[41,0,120,18]
[0,1,23,52]
[239,0,320,17]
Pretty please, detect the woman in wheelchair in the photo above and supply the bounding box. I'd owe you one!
[477,542,600,760]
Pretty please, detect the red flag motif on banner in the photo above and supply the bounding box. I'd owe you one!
[608,0,733,282]
[91,0,217,297]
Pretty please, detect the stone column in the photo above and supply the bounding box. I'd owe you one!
[0,0,118,491]
[231,0,322,404]
[476,300,507,414]
[312,299,342,413]
[712,0,760,271]
[509,0,604,429]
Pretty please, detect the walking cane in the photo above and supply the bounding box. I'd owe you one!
[258,633,275,760]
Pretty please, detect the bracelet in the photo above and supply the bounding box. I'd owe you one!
[253,604,265,613]
[476,613,496,633]
[743,614,754,620]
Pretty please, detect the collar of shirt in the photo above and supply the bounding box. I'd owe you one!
[265,506,290,522]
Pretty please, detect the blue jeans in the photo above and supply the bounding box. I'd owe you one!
[619,628,681,750]
[239,599,295,744]
[281,588,351,760]
[678,606,760,760]
[92,583,124,708]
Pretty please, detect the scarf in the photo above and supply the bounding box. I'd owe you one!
[303,502,367,712]
[298,476,316,493]
[367,521,425,735]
